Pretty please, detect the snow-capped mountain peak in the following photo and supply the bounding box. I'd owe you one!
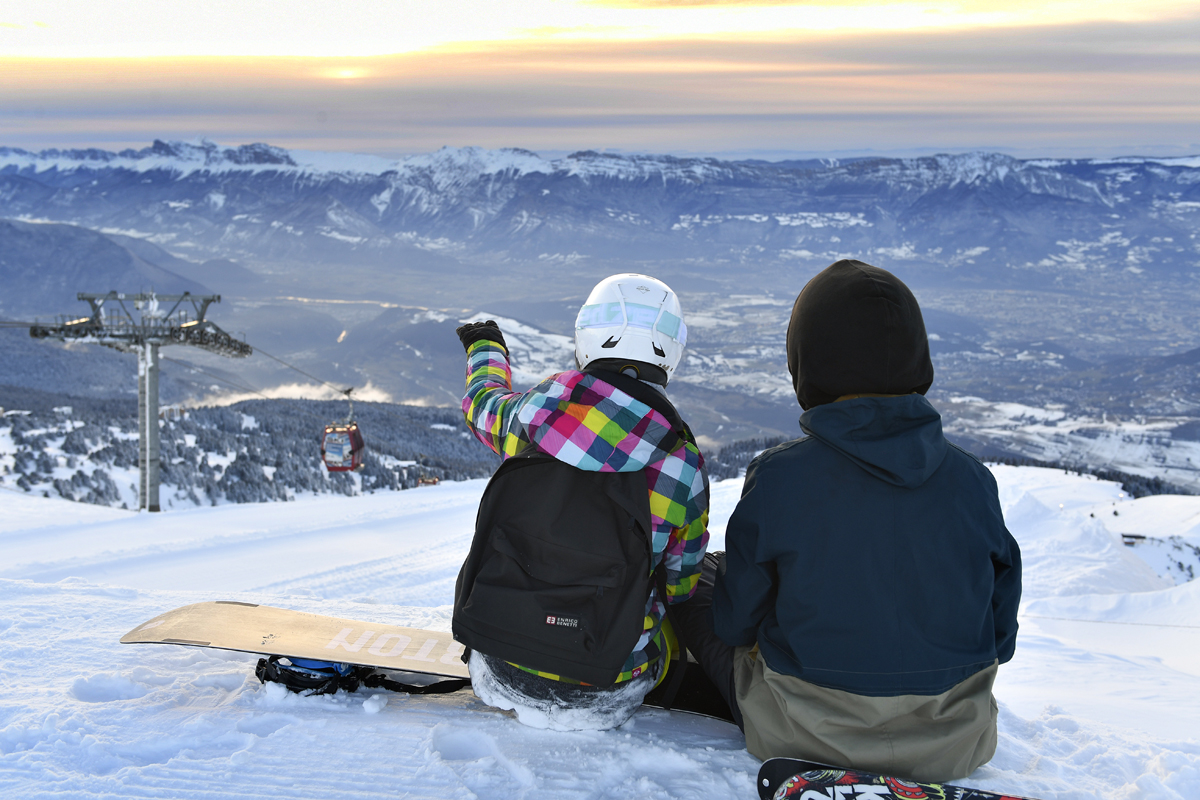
[3,138,1200,295]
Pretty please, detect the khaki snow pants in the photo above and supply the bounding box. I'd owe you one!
[734,647,999,784]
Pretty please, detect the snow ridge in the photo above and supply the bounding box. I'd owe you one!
[6,140,1194,189]
[0,139,300,177]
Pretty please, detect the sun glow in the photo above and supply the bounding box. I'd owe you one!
[318,67,371,81]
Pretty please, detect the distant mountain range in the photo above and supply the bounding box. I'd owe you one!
[2,139,1198,286]
[2,140,1198,477]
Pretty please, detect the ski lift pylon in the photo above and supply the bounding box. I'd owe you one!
[321,388,366,472]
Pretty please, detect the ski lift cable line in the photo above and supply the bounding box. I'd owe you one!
[159,355,272,400]
[249,344,353,397]
[237,342,366,474]
[9,314,346,396]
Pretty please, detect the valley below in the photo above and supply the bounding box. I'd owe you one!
[2,141,1198,490]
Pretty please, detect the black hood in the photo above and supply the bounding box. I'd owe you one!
[787,259,934,410]
[799,395,947,488]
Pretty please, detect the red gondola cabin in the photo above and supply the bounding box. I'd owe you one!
[321,421,366,472]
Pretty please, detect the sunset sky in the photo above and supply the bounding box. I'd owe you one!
[2,0,1198,159]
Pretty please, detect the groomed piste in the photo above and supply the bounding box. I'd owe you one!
[1,465,1198,799]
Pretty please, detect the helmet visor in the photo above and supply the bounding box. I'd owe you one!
[576,301,687,346]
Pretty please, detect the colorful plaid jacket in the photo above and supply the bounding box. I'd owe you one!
[462,339,710,683]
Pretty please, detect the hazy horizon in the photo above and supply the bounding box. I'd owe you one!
[3,1,1198,161]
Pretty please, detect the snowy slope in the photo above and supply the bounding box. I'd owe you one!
[942,398,1200,493]
[2,467,1199,799]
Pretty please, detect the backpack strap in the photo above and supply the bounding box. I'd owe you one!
[580,367,702,708]
[362,672,471,695]
[256,655,471,696]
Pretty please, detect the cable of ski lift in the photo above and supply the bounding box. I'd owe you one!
[246,347,454,481]
[251,345,354,397]
[20,318,432,479]
[158,336,367,473]
[183,341,464,483]
[240,344,366,473]
[160,355,273,400]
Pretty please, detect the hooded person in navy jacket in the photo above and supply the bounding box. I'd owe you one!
[699,259,1021,782]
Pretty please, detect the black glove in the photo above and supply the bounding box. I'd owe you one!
[456,320,507,352]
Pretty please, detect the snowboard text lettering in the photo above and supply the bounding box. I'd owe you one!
[368,634,410,657]
[405,638,438,663]
[325,628,375,653]
[322,628,465,664]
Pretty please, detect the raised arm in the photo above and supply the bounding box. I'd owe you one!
[458,323,526,457]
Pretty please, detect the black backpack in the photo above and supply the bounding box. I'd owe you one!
[453,448,661,687]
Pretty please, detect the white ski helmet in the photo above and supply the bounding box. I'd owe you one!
[574,274,687,384]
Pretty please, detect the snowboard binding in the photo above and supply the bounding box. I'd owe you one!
[255,656,366,696]
[256,654,472,697]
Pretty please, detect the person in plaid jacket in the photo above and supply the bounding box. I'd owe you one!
[454,274,709,729]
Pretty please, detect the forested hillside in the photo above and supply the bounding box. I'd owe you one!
[2,386,1188,511]
[0,386,499,509]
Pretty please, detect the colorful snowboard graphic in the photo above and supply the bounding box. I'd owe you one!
[757,758,1039,800]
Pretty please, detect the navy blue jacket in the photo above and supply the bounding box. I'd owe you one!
[712,395,1021,697]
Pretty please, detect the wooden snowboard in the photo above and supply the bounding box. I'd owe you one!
[121,601,737,723]
[121,601,469,678]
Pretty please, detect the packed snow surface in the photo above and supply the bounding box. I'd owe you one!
[1,467,1198,799]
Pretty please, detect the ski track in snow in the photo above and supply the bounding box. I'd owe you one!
[2,468,1199,799]
[248,534,473,605]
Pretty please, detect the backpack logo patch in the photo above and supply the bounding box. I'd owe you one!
[545,615,579,628]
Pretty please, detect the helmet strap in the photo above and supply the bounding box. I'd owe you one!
[585,359,668,386]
